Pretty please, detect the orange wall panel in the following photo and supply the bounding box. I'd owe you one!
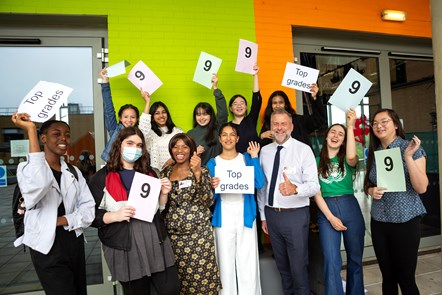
[254,0,432,115]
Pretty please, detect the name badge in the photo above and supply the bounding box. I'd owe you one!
[179,179,192,189]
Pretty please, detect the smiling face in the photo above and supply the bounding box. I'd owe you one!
[326,124,346,150]
[171,139,191,164]
[271,113,293,144]
[41,122,71,157]
[229,96,247,117]
[195,107,211,127]
[153,106,168,127]
[372,111,397,142]
[120,108,138,128]
[219,125,239,151]
[271,95,286,111]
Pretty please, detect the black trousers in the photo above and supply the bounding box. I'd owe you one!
[30,227,87,295]
[120,265,180,295]
[371,217,421,295]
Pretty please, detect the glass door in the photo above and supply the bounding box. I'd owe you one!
[0,37,107,294]
[299,52,380,248]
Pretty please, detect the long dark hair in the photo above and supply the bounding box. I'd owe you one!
[106,126,151,174]
[363,108,405,194]
[193,102,218,147]
[118,104,140,123]
[261,90,297,132]
[318,124,346,178]
[149,101,177,136]
[168,133,197,160]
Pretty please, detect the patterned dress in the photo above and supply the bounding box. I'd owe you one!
[161,166,222,294]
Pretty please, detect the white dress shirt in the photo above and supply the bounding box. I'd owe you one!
[257,137,319,221]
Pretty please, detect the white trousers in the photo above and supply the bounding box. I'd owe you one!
[215,199,262,295]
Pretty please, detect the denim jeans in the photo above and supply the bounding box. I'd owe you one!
[317,194,365,295]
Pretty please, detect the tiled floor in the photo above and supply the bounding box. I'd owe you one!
[348,250,442,295]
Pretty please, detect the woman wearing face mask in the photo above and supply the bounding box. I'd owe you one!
[139,91,183,171]
[88,127,180,295]
[100,68,142,162]
[207,123,265,295]
[314,109,365,295]
[160,133,221,294]
[228,64,261,153]
[188,73,228,165]
[259,85,324,149]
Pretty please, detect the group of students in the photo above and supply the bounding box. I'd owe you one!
[12,63,427,295]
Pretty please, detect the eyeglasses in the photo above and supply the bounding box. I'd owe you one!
[371,119,392,127]
[232,102,246,107]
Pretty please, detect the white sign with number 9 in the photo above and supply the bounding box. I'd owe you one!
[374,147,406,192]
[193,51,222,89]
[328,68,372,112]
[127,171,161,222]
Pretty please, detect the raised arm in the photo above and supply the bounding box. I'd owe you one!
[212,74,228,124]
[11,112,40,153]
[345,109,358,167]
[299,83,326,133]
[100,68,119,134]
[138,89,152,140]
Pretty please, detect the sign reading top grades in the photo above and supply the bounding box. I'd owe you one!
[281,62,319,93]
[17,81,73,123]
[214,166,254,194]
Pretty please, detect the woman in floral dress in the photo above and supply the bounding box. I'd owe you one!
[160,133,222,294]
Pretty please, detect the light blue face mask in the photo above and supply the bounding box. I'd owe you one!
[122,147,142,163]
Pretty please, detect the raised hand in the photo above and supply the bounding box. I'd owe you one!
[140,88,151,104]
[247,141,260,158]
[404,135,421,158]
[310,83,319,99]
[211,73,218,90]
[346,108,357,128]
[100,68,109,83]
[11,112,34,131]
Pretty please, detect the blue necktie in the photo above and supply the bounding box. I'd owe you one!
[268,145,283,206]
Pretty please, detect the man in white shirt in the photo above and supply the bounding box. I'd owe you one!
[258,109,319,295]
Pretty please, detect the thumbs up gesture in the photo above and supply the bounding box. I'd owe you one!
[279,172,298,196]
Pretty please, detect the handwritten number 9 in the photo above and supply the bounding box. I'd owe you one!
[135,71,145,81]
[140,183,151,198]
[245,47,252,58]
[204,60,212,71]
[349,80,360,94]
[384,156,393,172]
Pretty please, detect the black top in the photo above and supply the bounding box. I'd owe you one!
[230,91,262,153]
